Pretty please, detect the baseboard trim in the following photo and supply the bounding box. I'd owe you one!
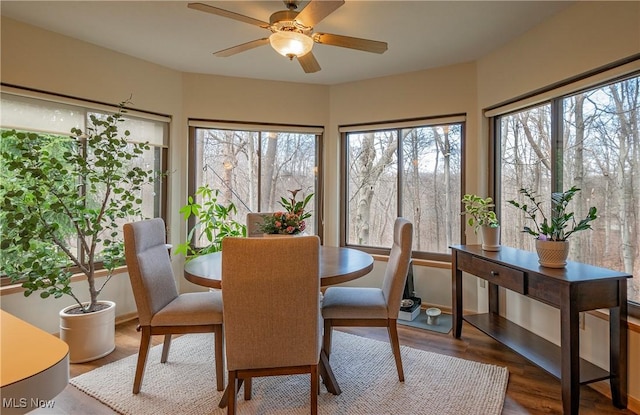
[115,312,138,325]
[589,380,639,414]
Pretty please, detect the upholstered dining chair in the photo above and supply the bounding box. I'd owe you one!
[245,212,273,237]
[123,218,225,394]
[221,235,332,415]
[321,217,413,381]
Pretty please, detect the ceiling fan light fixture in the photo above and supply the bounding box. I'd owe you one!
[269,31,313,60]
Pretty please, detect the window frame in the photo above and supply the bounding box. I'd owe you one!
[339,115,466,261]
[0,87,170,286]
[488,58,640,319]
[187,121,324,242]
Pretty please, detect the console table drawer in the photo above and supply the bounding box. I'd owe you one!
[458,254,526,294]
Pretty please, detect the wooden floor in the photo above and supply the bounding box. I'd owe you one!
[35,318,635,415]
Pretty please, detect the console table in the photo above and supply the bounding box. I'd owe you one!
[451,245,630,415]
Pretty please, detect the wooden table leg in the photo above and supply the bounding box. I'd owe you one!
[560,287,580,415]
[319,349,341,395]
[452,253,463,338]
[610,281,628,408]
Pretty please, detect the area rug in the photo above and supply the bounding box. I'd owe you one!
[398,311,453,334]
[70,331,508,415]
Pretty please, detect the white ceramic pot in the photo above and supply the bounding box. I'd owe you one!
[481,225,501,251]
[535,239,569,268]
[59,300,116,363]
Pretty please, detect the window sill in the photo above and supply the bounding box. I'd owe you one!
[371,254,451,270]
[587,309,640,333]
[0,266,128,296]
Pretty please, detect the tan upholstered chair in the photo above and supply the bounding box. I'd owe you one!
[245,212,273,237]
[321,217,413,381]
[221,235,334,415]
[123,218,224,394]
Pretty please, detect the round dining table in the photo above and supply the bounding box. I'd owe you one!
[183,246,374,289]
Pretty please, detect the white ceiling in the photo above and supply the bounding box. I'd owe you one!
[1,1,573,85]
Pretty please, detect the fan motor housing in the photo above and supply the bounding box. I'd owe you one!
[270,10,309,33]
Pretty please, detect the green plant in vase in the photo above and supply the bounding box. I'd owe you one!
[461,194,500,251]
[507,186,598,267]
[0,101,153,313]
[507,186,597,241]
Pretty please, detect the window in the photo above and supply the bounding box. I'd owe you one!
[494,71,640,312]
[0,91,169,282]
[188,122,322,238]
[341,116,464,260]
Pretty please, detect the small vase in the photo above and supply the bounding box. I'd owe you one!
[535,239,569,268]
[481,225,501,251]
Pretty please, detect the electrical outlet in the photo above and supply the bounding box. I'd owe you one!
[579,312,586,330]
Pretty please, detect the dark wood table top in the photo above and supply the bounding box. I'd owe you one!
[184,246,374,289]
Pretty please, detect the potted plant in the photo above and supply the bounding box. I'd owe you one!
[0,101,154,362]
[461,194,501,251]
[259,189,313,236]
[175,184,246,260]
[507,186,598,267]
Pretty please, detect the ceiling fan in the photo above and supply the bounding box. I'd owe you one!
[187,1,388,73]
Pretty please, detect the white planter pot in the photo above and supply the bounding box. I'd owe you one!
[481,225,501,251]
[59,300,116,363]
[535,239,569,268]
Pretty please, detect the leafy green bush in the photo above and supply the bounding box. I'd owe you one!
[0,102,154,312]
[175,185,246,259]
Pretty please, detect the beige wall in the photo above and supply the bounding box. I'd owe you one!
[1,17,185,332]
[1,1,639,408]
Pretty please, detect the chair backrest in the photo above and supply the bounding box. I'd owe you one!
[381,218,413,318]
[246,212,274,237]
[222,235,321,371]
[123,218,179,326]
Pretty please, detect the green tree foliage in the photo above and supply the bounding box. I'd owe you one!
[0,102,154,312]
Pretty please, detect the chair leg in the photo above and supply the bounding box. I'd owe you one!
[387,319,404,382]
[160,334,172,363]
[323,320,333,358]
[214,325,225,391]
[133,326,152,394]
[227,371,238,415]
[310,365,318,415]
[243,377,252,401]
[309,365,320,415]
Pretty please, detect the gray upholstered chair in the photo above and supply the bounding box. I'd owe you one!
[245,212,273,237]
[123,218,224,394]
[321,217,413,381]
[221,235,333,415]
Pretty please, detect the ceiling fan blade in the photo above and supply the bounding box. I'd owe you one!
[298,52,321,73]
[313,32,388,54]
[214,38,270,57]
[188,3,270,29]
[296,0,344,28]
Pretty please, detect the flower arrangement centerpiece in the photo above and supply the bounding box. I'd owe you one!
[260,189,313,235]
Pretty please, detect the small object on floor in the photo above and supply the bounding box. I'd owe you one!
[399,296,421,321]
[398,310,452,334]
[426,307,441,325]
